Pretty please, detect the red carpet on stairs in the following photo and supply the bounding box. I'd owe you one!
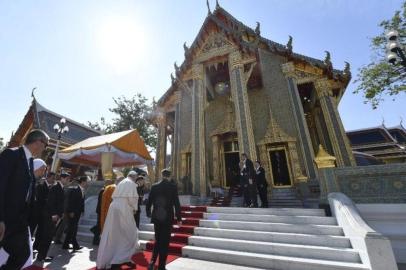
[90,251,179,270]
[92,205,207,269]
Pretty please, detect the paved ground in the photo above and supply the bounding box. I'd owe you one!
[34,243,269,270]
[33,242,98,270]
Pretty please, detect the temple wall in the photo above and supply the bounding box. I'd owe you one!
[204,95,230,181]
[258,49,298,139]
[248,87,269,144]
[179,91,192,151]
[258,49,307,173]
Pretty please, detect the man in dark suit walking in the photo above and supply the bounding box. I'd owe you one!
[254,161,268,208]
[62,176,88,251]
[53,172,70,244]
[146,169,181,270]
[33,172,56,262]
[0,129,49,270]
[240,153,258,207]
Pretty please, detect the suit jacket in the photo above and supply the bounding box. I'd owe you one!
[146,179,181,225]
[255,167,268,188]
[36,182,51,216]
[241,158,255,182]
[0,147,35,230]
[65,185,84,217]
[48,182,65,217]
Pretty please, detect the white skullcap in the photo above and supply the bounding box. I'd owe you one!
[127,170,138,177]
[33,158,47,171]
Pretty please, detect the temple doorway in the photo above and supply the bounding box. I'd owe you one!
[222,140,239,188]
[269,148,292,187]
[224,152,240,188]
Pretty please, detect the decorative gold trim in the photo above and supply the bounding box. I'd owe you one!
[314,144,336,168]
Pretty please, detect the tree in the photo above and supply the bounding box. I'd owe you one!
[0,137,4,151]
[88,93,157,149]
[354,1,406,108]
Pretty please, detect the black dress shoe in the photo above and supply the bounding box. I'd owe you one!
[147,262,155,270]
[37,256,54,262]
[72,246,83,251]
[123,261,136,268]
[111,264,121,270]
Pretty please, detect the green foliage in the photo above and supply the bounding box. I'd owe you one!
[88,93,157,149]
[0,137,4,151]
[354,1,406,108]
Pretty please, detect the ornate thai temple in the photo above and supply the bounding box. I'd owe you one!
[151,3,356,197]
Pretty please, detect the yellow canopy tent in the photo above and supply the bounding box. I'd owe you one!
[58,129,153,177]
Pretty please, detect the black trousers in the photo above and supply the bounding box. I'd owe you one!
[248,184,258,207]
[134,210,141,229]
[0,227,31,270]
[63,215,80,248]
[257,186,268,208]
[152,223,172,270]
[35,214,56,259]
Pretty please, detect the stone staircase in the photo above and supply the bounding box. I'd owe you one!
[138,206,369,270]
[269,188,303,208]
[77,213,97,243]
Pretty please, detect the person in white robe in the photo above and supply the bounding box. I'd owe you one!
[96,171,140,270]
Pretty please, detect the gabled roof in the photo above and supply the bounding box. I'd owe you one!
[158,4,350,106]
[346,125,397,146]
[8,98,102,147]
[387,125,406,144]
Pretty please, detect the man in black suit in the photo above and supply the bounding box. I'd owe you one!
[0,129,49,270]
[62,176,88,251]
[240,153,258,207]
[134,176,145,229]
[33,172,56,262]
[53,172,70,244]
[254,161,268,208]
[146,169,181,270]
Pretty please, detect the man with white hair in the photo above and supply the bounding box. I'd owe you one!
[96,171,140,270]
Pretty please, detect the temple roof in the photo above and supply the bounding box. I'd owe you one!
[346,124,406,161]
[8,99,101,148]
[157,4,350,107]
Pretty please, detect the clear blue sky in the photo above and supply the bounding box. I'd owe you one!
[1,0,405,143]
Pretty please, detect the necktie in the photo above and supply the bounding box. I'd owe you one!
[26,157,35,203]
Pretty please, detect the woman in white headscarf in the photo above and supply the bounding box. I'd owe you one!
[96,171,140,270]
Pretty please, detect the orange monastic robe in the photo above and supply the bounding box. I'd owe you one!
[100,184,116,231]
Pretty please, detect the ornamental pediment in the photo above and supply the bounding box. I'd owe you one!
[194,33,237,63]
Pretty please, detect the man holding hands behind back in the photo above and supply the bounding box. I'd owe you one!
[146,169,181,270]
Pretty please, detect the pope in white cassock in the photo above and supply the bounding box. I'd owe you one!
[96,171,140,270]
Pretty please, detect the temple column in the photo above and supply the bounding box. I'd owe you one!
[281,62,317,180]
[314,78,355,167]
[228,51,257,161]
[172,103,181,181]
[211,136,221,187]
[155,114,167,181]
[191,63,207,196]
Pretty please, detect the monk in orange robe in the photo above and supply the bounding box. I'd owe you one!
[100,176,124,231]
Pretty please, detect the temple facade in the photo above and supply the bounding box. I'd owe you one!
[152,5,355,197]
